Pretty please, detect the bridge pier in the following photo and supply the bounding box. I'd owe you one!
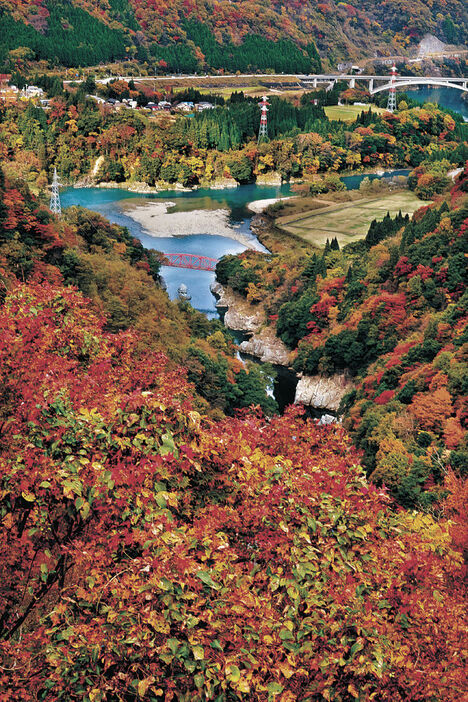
[349,77,355,89]
[313,77,317,88]
[368,78,374,93]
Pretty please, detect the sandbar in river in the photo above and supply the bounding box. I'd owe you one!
[121,200,264,250]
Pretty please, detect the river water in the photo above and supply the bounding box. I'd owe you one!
[61,183,291,317]
[404,86,468,121]
[62,89,467,312]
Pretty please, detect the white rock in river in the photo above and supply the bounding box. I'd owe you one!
[318,414,338,425]
[295,374,353,412]
[239,332,290,366]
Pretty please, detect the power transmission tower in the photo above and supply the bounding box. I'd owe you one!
[386,65,398,113]
[258,95,269,142]
[49,168,62,216]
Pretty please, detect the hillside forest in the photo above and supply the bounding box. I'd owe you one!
[2,83,468,193]
[1,0,467,71]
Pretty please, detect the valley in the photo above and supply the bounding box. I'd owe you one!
[0,7,467,698]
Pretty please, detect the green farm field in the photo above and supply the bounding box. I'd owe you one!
[324,104,386,122]
[276,191,426,248]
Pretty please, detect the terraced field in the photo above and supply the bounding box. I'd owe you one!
[275,191,426,247]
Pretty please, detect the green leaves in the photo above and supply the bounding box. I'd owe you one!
[279,628,294,641]
[195,570,219,590]
[167,638,180,655]
[159,432,178,457]
[267,682,284,696]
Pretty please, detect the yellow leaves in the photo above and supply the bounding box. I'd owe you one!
[443,114,456,131]
[192,645,204,660]
[231,604,246,615]
[21,490,35,502]
[89,690,102,702]
[188,411,201,429]
[236,678,251,693]
[347,683,359,698]
[225,663,241,682]
[137,676,155,697]
[278,660,294,679]
[147,610,169,633]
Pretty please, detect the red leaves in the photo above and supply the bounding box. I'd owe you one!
[0,284,466,701]
[374,389,395,405]
[408,263,434,281]
[394,256,412,277]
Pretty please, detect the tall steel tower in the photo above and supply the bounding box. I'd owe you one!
[258,95,269,142]
[49,168,62,216]
[386,65,398,113]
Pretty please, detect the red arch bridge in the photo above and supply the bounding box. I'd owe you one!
[162,253,219,271]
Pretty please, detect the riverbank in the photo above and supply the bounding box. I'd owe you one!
[250,212,312,255]
[247,196,295,213]
[72,167,410,195]
[73,173,286,193]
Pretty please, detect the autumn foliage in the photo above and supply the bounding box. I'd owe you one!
[0,279,467,700]
[0,85,467,700]
[217,168,468,511]
[3,0,468,71]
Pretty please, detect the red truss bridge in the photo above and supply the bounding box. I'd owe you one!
[163,253,219,271]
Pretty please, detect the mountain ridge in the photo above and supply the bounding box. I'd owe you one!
[0,0,467,71]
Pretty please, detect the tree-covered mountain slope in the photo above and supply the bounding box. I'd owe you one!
[0,194,466,701]
[1,0,467,70]
[216,165,468,510]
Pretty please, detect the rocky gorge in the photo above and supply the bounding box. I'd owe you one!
[211,281,354,415]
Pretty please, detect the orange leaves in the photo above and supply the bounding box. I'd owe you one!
[409,387,453,430]
[443,416,465,449]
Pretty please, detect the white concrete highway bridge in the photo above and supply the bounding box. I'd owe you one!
[75,72,467,99]
[298,74,468,94]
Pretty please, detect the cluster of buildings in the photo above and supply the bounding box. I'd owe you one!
[96,96,216,113]
[145,100,215,113]
[0,73,217,115]
[0,75,51,105]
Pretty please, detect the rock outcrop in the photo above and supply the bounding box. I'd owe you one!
[212,282,354,410]
[294,374,353,412]
[212,282,291,365]
[238,329,291,366]
[212,282,263,332]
